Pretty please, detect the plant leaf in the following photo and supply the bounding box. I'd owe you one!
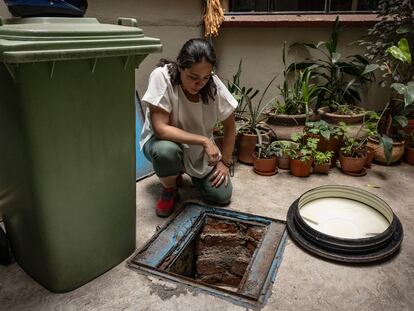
[404,83,414,108]
[386,39,411,64]
[391,83,406,94]
[379,135,393,165]
[349,54,370,65]
[332,52,341,63]
[396,25,413,34]
[398,38,411,64]
[393,115,408,128]
[290,42,319,50]
[321,129,331,140]
[286,62,315,72]
[362,64,379,75]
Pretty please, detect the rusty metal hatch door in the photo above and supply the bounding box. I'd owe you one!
[128,202,287,309]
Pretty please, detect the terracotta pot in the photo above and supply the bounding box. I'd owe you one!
[339,152,367,173]
[253,153,278,176]
[266,109,314,126]
[290,159,313,177]
[277,156,290,169]
[318,106,367,124]
[305,133,343,167]
[267,123,305,140]
[366,137,405,165]
[365,146,375,168]
[214,132,237,154]
[404,144,414,165]
[403,119,414,136]
[236,132,257,165]
[314,163,330,174]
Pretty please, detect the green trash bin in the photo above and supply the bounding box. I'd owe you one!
[0,17,161,292]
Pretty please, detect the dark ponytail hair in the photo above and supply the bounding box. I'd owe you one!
[157,38,217,104]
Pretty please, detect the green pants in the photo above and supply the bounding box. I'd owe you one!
[143,136,232,205]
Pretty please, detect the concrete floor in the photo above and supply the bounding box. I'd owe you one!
[1,162,413,310]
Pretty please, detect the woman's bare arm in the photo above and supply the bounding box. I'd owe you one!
[150,105,220,164]
[220,113,236,165]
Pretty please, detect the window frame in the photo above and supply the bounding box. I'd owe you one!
[227,0,379,14]
[221,0,380,27]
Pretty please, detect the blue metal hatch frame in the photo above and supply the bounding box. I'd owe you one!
[128,202,287,309]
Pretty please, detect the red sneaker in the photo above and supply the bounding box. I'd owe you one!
[156,187,179,217]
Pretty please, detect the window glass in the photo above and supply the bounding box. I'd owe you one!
[229,0,378,13]
[273,0,325,12]
[330,0,378,11]
[357,0,379,11]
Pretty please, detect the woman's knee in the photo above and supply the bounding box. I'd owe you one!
[152,141,182,163]
[145,139,183,177]
[203,183,233,205]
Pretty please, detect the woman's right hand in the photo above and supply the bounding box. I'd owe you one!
[203,138,221,166]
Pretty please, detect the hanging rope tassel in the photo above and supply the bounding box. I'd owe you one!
[203,0,225,37]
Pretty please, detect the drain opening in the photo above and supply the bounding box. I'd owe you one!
[128,203,287,309]
[165,216,265,291]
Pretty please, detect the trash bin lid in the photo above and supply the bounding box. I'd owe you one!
[0,17,162,63]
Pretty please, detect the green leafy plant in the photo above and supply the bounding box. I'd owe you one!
[290,16,375,112]
[340,137,368,158]
[314,151,334,165]
[305,120,347,140]
[270,43,321,120]
[363,111,381,138]
[362,37,414,163]
[365,37,414,122]
[362,0,414,67]
[237,75,278,134]
[289,132,319,162]
[387,38,414,118]
[255,141,280,159]
[359,1,414,163]
[227,59,259,120]
[271,140,299,158]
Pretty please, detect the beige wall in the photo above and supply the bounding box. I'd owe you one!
[214,26,388,111]
[0,1,387,109]
[85,0,203,96]
[0,2,10,17]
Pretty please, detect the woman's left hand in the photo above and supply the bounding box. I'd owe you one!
[209,161,230,188]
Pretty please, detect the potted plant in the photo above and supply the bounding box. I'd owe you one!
[304,120,347,166]
[289,133,319,177]
[291,16,375,124]
[236,75,277,164]
[339,137,368,174]
[359,111,381,168]
[252,134,278,176]
[272,140,298,169]
[227,59,259,124]
[360,0,414,164]
[404,133,414,165]
[364,38,412,164]
[314,151,334,174]
[266,43,320,126]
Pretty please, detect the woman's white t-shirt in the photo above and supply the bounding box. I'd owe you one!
[140,65,238,178]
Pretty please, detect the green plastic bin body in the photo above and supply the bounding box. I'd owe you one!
[0,17,161,292]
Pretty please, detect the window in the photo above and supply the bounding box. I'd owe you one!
[229,0,379,13]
